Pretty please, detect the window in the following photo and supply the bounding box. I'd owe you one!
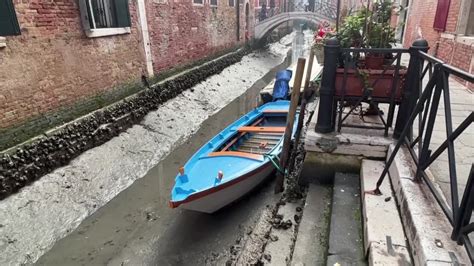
[79,0,131,38]
[0,0,20,36]
[210,0,218,6]
[229,0,235,7]
[193,0,204,4]
[433,0,451,31]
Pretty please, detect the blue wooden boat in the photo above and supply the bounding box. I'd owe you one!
[170,100,296,213]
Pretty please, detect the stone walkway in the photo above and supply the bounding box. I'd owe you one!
[400,52,473,206]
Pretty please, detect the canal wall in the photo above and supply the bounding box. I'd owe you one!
[0,35,293,265]
[0,0,252,151]
[0,48,247,201]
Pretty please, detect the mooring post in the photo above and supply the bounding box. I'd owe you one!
[394,39,429,139]
[274,57,306,194]
[315,37,339,133]
[289,49,315,174]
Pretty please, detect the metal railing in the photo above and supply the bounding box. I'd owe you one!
[375,48,474,261]
[334,47,410,136]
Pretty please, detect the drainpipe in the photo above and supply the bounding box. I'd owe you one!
[336,0,341,33]
[137,0,154,77]
[236,0,240,41]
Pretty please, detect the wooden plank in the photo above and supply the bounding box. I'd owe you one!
[275,58,306,193]
[249,134,282,140]
[263,109,289,114]
[236,148,267,155]
[238,126,286,133]
[245,139,278,145]
[291,49,315,175]
[221,117,264,151]
[208,151,264,161]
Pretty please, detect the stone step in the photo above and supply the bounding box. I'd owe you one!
[291,184,332,266]
[327,173,366,265]
[360,159,412,265]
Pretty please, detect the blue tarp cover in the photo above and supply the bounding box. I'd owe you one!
[272,69,292,101]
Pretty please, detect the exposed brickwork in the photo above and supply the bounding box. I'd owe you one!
[146,1,242,71]
[445,0,460,33]
[0,0,254,149]
[402,0,440,51]
[437,37,474,88]
[0,0,146,130]
[401,0,472,90]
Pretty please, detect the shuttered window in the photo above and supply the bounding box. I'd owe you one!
[80,0,131,30]
[433,0,451,31]
[0,0,20,36]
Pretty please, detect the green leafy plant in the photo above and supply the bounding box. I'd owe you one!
[337,0,396,49]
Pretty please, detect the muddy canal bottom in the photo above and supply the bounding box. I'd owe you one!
[36,79,282,266]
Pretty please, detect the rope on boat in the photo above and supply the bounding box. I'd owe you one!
[264,154,287,175]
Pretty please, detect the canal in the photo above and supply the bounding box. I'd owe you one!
[34,30,313,265]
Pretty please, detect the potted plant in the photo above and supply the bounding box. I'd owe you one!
[364,0,396,69]
[333,0,406,103]
[312,21,334,65]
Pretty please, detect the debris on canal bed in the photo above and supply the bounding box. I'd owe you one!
[0,40,292,265]
[225,123,311,265]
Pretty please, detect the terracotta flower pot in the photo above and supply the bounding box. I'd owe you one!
[365,54,385,69]
[334,68,407,102]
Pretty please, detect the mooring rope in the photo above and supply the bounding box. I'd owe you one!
[264,153,287,175]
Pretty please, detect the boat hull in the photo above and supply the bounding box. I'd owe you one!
[177,162,274,213]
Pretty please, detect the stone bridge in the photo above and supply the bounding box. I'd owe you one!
[254,11,336,39]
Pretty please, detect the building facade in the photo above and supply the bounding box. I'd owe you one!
[399,0,473,88]
[0,0,255,144]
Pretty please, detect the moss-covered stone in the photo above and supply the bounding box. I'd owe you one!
[0,48,250,200]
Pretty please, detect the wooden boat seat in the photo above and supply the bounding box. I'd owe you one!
[208,151,264,161]
[238,126,286,134]
[263,109,288,114]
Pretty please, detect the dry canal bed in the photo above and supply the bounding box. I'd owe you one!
[0,36,294,265]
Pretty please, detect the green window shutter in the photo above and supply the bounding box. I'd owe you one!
[114,0,131,28]
[0,0,21,36]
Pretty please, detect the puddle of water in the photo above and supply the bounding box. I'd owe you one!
[36,52,291,266]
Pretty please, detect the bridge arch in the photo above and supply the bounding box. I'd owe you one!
[254,12,335,40]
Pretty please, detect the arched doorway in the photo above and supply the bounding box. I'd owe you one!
[245,3,250,41]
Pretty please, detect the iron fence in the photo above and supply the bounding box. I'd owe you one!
[334,47,410,136]
[375,49,474,261]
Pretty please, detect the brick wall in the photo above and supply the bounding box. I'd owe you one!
[0,0,252,148]
[146,0,243,72]
[402,0,473,90]
[402,0,440,51]
[0,0,146,130]
[437,36,474,89]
